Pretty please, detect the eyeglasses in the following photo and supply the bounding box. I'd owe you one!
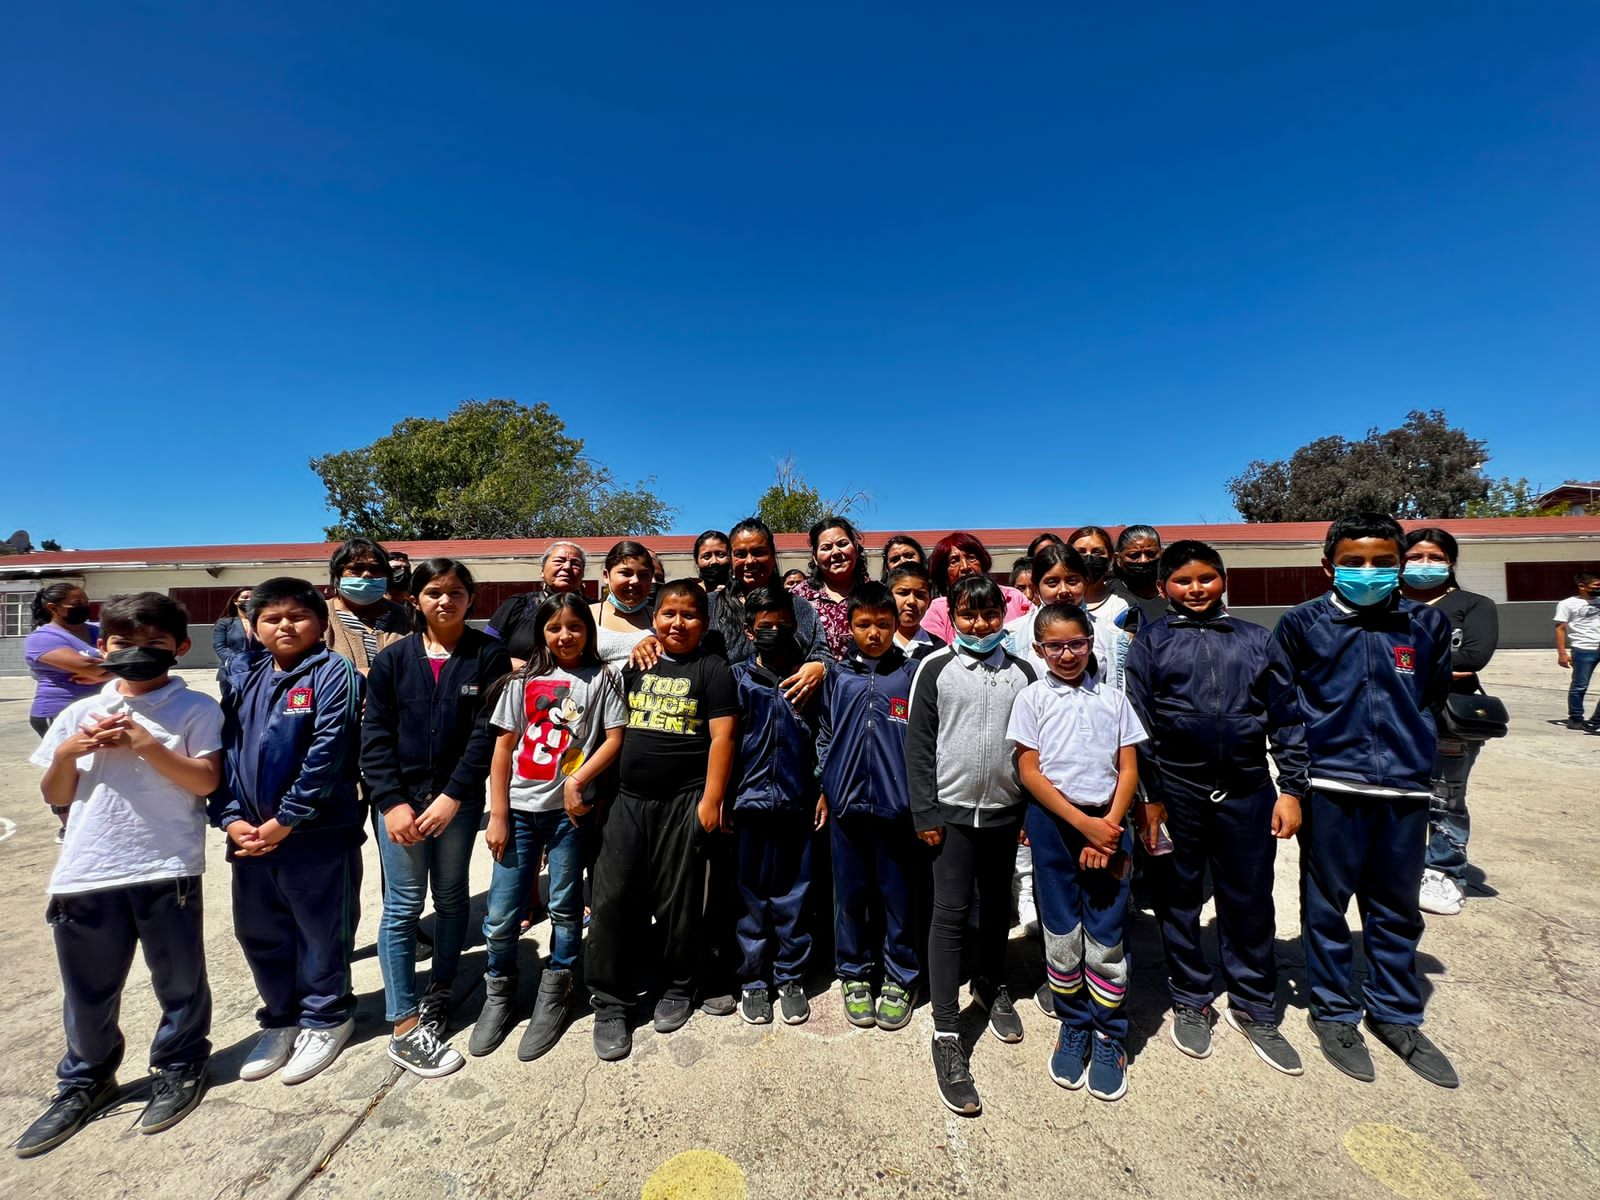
[1038,638,1093,657]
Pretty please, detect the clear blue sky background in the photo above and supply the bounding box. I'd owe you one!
[4,3,1596,548]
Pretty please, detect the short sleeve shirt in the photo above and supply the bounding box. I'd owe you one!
[25,623,103,719]
[31,679,224,895]
[1006,671,1147,809]
[618,651,739,795]
[489,666,626,813]
[1555,595,1600,651]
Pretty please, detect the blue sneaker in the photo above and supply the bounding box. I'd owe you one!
[1087,1032,1128,1102]
[1049,1024,1091,1090]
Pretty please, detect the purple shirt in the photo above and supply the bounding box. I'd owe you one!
[25,623,102,720]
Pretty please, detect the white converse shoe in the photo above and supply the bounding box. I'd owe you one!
[1418,869,1463,916]
[239,1027,300,1081]
[281,1019,355,1085]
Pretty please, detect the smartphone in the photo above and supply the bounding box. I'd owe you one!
[1145,821,1174,856]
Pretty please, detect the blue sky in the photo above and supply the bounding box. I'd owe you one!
[4,3,1596,548]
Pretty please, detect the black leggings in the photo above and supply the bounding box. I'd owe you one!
[31,715,51,737]
[928,819,1020,1032]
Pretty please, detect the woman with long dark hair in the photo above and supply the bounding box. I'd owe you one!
[790,515,871,661]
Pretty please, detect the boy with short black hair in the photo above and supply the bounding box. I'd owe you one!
[19,592,221,1156]
[1125,540,1308,1075]
[819,582,923,1031]
[1554,571,1600,731]
[1273,514,1458,1088]
[730,587,824,1026]
[212,576,367,1087]
[586,580,739,1061]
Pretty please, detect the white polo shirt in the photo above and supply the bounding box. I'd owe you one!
[1006,669,1147,810]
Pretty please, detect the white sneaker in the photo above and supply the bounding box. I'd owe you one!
[1418,870,1463,916]
[281,1019,356,1085]
[239,1027,300,1081]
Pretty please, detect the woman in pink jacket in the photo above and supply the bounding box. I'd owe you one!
[920,532,1032,644]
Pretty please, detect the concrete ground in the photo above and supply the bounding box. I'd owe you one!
[0,649,1595,1199]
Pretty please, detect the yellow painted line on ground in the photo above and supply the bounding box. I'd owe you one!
[640,1149,748,1200]
[1343,1123,1484,1200]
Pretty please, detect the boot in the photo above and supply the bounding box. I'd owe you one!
[518,969,574,1062]
[469,973,518,1056]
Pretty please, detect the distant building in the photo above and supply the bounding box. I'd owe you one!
[1535,481,1600,516]
[4,518,1600,671]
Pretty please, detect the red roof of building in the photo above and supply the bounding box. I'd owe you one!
[5,516,1599,572]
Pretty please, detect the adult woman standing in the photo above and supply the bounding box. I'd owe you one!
[1401,527,1499,917]
[211,588,256,681]
[327,537,414,674]
[791,516,871,662]
[25,583,107,737]
[591,541,658,667]
[714,518,830,697]
[1111,524,1167,624]
[919,532,1031,645]
[486,541,589,663]
[879,535,928,583]
[694,530,732,593]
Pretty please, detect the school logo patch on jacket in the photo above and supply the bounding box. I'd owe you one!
[1393,646,1416,674]
[889,697,909,722]
[286,687,313,714]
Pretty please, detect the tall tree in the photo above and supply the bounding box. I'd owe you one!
[756,455,869,533]
[310,399,674,540]
[1228,410,1490,522]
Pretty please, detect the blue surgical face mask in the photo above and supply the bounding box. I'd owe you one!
[1333,566,1400,608]
[954,629,1007,656]
[1402,563,1451,589]
[606,590,650,614]
[338,576,391,606]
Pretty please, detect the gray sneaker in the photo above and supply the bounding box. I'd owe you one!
[1225,1008,1303,1075]
[469,973,518,1056]
[1307,1014,1375,1082]
[388,1023,464,1079]
[1170,1004,1216,1059]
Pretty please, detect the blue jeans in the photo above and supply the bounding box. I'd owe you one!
[377,808,478,1023]
[1426,737,1480,883]
[482,809,584,978]
[1569,647,1600,722]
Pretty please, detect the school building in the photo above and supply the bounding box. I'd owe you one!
[3,516,1598,674]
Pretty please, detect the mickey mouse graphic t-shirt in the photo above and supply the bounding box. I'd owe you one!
[489,665,627,813]
[618,650,739,797]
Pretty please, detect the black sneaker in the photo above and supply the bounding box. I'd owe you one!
[930,1035,981,1116]
[14,1077,119,1158]
[1225,1008,1303,1075]
[593,1015,632,1061]
[653,994,693,1034]
[701,992,737,1017]
[138,1065,206,1135]
[1308,1015,1375,1082]
[777,983,810,1025]
[1364,1018,1459,1089]
[517,969,574,1062]
[740,987,773,1025]
[417,981,450,1037]
[1564,718,1589,730]
[981,986,1024,1044]
[416,931,434,959]
[1034,982,1057,1019]
[1170,1004,1216,1059]
[387,1024,465,1079]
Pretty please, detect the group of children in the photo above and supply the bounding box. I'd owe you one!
[17,511,1466,1157]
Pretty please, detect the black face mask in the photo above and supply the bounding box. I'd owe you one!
[63,604,92,624]
[1081,555,1111,583]
[752,626,800,665]
[1119,561,1158,587]
[699,562,731,590]
[100,646,178,681]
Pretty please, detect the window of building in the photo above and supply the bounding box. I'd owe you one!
[1,591,32,637]
[1505,561,1600,603]
[1224,566,1329,608]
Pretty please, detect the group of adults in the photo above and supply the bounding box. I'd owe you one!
[22,515,1498,914]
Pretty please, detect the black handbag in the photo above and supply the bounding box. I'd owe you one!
[1440,689,1509,741]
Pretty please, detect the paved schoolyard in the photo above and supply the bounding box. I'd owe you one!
[0,650,1595,1199]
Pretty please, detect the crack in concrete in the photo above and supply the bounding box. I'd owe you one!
[284,1064,404,1199]
[529,1057,603,1184]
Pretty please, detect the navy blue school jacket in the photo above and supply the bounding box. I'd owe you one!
[1124,607,1309,799]
[210,644,366,856]
[731,659,819,817]
[1271,592,1452,794]
[817,647,917,821]
[360,629,512,815]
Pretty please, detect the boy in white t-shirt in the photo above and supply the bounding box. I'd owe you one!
[17,593,223,1158]
[1555,572,1600,730]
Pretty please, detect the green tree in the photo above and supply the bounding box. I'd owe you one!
[756,456,869,533]
[40,538,61,552]
[1228,410,1490,522]
[1464,476,1567,518]
[310,399,674,540]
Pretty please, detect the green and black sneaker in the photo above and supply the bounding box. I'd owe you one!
[842,980,876,1028]
[876,981,914,1031]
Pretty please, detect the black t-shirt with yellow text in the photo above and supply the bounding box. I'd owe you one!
[619,651,738,796]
